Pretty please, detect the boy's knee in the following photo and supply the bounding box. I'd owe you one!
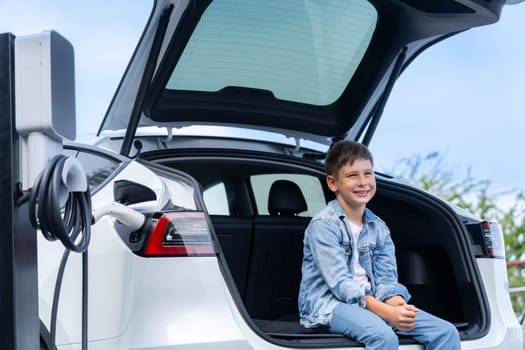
[441,321,460,340]
[382,330,399,347]
[431,319,460,346]
[367,326,398,349]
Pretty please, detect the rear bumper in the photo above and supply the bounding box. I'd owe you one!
[462,258,523,349]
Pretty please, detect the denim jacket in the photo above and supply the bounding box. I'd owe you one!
[298,200,410,328]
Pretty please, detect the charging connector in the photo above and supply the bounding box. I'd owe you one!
[92,202,148,232]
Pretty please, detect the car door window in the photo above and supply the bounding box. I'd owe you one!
[250,174,325,217]
[203,182,230,215]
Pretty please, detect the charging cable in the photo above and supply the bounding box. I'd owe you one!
[28,155,91,350]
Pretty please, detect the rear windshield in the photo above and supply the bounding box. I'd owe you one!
[166,0,377,106]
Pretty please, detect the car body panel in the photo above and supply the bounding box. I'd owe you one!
[37,143,523,349]
[463,259,522,349]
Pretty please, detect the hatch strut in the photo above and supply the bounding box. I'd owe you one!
[360,46,407,146]
[120,4,174,156]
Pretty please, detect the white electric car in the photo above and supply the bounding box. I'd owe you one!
[38,0,523,349]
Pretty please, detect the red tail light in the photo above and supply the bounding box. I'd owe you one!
[143,211,215,257]
[466,221,505,259]
[481,221,505,259]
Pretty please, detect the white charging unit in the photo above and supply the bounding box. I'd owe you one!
[14,30,76,191]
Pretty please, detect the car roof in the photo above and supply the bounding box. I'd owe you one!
[99,0,505,155]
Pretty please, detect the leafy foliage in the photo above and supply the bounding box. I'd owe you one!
[388,152,525,317]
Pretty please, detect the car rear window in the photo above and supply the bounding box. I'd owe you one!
[166,0,377,106]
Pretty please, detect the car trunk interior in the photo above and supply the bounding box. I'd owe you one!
[147,152,488,345]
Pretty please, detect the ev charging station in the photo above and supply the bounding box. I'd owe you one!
[0,30,148,349]
[0,31,83,349]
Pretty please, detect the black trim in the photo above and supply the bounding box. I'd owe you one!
[39,320,53,350]
[360,46,407,145]
[120,4,174,156]
[143,0,213,118]
[64,142,128,163]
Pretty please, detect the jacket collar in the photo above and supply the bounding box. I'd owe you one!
[328,199,378,225]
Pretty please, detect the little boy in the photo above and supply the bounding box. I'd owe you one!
[298,140,460,349]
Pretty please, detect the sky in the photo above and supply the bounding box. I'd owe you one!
[1,0,524,194]
[370,4,525,193]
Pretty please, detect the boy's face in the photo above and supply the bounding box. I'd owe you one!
[326,158,376,211]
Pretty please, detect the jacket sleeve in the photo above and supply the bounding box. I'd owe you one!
[372,225,411,302]
[307,219,367,306]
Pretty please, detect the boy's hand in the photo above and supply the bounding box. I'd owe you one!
[386,303,418,331]
[365,295,418,332]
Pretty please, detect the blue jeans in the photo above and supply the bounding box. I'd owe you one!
[328,303,461,350]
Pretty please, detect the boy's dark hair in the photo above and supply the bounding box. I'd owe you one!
[324,140,374,177]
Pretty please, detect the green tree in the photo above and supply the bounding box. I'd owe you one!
[389,152,525,318]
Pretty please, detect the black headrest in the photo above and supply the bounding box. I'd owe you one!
[268,180,307,216]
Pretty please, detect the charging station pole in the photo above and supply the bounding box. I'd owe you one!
[0,32,40,349]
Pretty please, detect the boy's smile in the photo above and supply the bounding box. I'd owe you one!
[326,158,376,213]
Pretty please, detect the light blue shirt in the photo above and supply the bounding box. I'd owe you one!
[298,200,411,328]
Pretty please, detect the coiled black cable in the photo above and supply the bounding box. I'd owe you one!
[28,155,92,350]
[29,155,91,252]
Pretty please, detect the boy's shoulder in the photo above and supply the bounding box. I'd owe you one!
[319,199,343,216]
[308,200,342,225]
[364,207,386,226]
